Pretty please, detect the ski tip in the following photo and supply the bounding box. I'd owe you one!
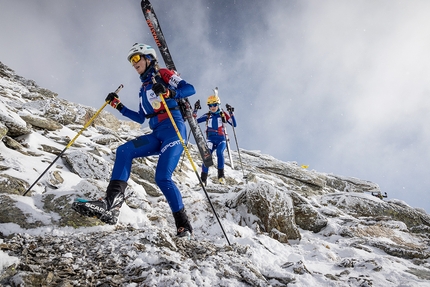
[185,231,193,241]
[74,198,89,203]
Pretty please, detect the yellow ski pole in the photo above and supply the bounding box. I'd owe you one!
[153,77,231,246]
[23,84,124,196]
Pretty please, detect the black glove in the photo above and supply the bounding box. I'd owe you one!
[105,92,118,103]
[105,92,123,111]
[226,103,234,113]
[194,100,201,110]
[152,83,167,96]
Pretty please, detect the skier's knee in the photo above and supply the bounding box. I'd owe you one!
[116,143,129,156]
[155,173,171,187]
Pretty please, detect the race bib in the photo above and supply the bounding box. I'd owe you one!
[147,90,162,110]
[151,99,161,109]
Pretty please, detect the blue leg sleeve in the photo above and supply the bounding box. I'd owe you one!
[111,134,159,181]
[154,122,186,213]
[216,141,226,169]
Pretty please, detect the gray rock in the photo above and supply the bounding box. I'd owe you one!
[63,150,111,181]
[20,114,63,131]
[0,111,31,137]
[0,174,28,195]
[0,121,7,140]
[228,183,301,242]
[290,191,328,233]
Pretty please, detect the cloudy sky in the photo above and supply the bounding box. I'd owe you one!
[1,0,430,213]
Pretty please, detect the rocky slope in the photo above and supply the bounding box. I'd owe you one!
[0,61,429,286]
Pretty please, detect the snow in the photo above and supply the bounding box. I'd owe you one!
[1,64,430,286]
[0,246,19,272]
[2,134,430,286]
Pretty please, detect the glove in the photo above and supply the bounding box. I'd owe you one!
[152,83,175,98]
[105,92,123,111]
[192,110,198,118]
[105,92,117,103]
[152,83,167,96]
[226,103,234,113]
[194,100,201,110]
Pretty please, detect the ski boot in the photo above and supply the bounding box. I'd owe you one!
[200,172,208,186]
[72,180,127,225]
[173,207,193,239]
[218,168,226,185]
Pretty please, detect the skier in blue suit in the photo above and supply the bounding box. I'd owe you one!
[73,43,194,237]
[193,94,236,185]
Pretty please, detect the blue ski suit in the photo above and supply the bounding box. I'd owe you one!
[112,66,195,213]
[195,109,236,173]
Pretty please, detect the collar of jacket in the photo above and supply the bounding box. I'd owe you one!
[139,62,157,83]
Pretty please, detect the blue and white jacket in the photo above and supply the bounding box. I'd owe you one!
[120,66,195,130]
[195,109,237,139]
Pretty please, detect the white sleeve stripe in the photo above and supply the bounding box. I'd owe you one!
[169,74,181,88]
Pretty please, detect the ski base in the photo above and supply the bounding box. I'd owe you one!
[141,0,213,168]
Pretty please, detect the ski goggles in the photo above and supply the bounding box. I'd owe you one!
[130,54,143,65]
[208,103,219,107]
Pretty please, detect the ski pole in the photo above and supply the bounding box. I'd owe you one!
[221,116,234,169]
[226,103,247,183]
[153,77,231,246]
[178,129,192,171]
[23,84,124,196]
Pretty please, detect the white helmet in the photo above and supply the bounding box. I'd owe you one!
[127,43,157,62]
